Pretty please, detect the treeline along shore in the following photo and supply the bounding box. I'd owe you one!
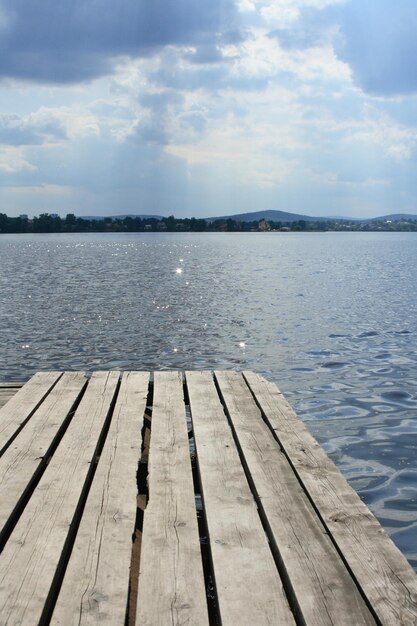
[1,212,417,233]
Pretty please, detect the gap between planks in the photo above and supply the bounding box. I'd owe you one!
[1,371,416,626]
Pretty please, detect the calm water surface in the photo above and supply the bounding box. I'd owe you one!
[1,231,416,568]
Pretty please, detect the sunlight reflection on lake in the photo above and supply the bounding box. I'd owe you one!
[0,231,416,569]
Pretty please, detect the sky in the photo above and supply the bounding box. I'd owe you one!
[1,0,417,219]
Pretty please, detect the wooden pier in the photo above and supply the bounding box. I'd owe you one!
[0,371,416,625]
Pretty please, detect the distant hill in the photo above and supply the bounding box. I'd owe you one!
[367,213,417,222]
[206,210,333,223]
[78,210,417,223]
[207,210,417,223]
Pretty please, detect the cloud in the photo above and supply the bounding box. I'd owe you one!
[0,112,67,145]
[0,0,238,84]
[185,45,226,65]
[342,111,417,161]
[0,106,101,148]
[265,1,417,97]
[332,0,417,96]
[0,115,44,145]
[268,6,332,49]
[1,0,417,220]
[128,90,185,146]
[0,145,36,172]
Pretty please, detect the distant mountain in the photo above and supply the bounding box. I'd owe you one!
[206,210,342,222]
[79,210,417,223]
[207,210,417,223]
[206,210,333,223]
[367,213,417,222]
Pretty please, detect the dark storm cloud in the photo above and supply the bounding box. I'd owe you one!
[332,0,417,96]
[270,1,417,97]
[0,0,238,83]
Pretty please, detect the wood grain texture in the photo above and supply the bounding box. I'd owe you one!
[215,370,375,626]
[243,371,417,626]
[186,370,296,626]
[0,372,86,538]
[0,372,62,455]
[0,371,120,625]
[0,385,22,410]
[51,372,149,626]
[136,371,209,626]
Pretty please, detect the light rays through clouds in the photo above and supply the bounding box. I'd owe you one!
[0,0,416,218]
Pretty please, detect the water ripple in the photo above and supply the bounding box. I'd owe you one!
[0,231,416,569]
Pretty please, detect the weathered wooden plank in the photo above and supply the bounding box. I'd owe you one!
[186,370,296,626]
[0,384,22,410]
[215,370,375,626]
[51,371,149,626]
[0,384,22,389]
[137,371,209,626]
[243,371,417,626]
[0,392,18,410]
[0,372,62,455]
[0,372,86,542]
[0,371,120,625]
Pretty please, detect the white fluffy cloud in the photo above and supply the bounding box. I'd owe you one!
[0,146,36,173]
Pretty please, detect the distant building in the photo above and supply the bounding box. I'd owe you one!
[19,214,28,219]
[258,219,270,232]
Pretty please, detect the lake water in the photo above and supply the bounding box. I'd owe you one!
[1,231,416,569]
